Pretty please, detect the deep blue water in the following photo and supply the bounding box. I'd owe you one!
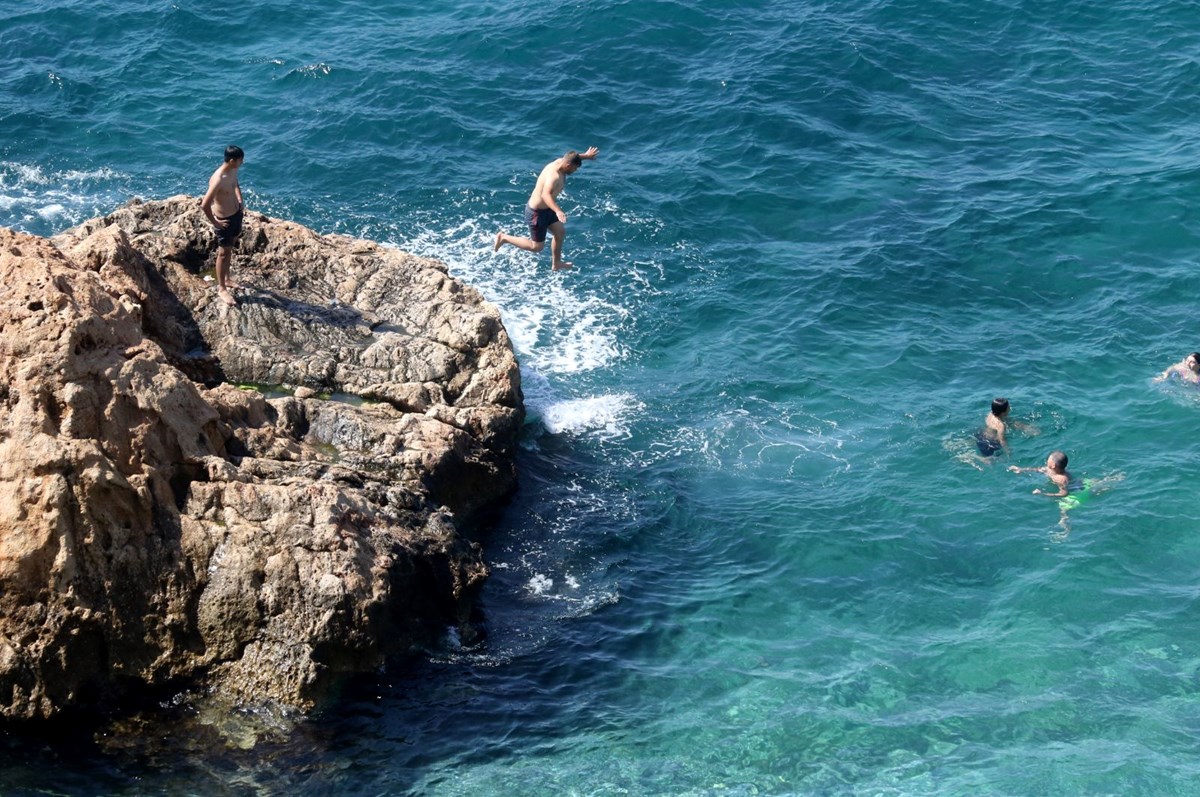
[4,0,1200,794]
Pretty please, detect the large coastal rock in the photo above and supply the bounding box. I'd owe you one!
[0,197,522,720]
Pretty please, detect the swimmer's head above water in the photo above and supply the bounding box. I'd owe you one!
[991,397,1010,417]
[1046,450,1068,472]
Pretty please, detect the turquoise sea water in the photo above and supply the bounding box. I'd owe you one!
[4,0,1200,793]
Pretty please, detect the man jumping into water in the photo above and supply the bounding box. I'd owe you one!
[200,145,245,306]
[494,146,599,271]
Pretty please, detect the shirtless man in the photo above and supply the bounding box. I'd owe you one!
[1008,451,1071,498]
[494,146,599,271]
[1009,450,1106,538]
[200,145,245,306]
[1154,352,1200,384]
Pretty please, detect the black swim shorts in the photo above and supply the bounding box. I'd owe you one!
[524,204,556,243]
[975,430,1002,457]
[214,206,244,248]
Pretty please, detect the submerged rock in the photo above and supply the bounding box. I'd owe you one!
[0,197,522,720]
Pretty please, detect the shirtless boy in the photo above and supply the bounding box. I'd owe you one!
[975,397,1037,458]
[200,145,245,306]
[1154,352,1200,384]
[494,146,599,271]
[976,397,1013,457]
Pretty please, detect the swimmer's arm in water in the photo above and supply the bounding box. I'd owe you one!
[1155,363,1185,382]
[1009,465,1067,496]
[1010,419,1039,435]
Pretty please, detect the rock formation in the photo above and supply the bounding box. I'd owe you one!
[0,197,522,720]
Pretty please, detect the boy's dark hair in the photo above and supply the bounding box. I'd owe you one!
[224,145,245,163]
[563,150,582,167]
[1190,352,1200,361]
[991,397,1010,417]
[1049,450,1068,470]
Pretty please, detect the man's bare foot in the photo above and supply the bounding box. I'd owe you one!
[218,287,237,306]
[493,232,503,252]
[552,261,573,271]
[225,279,241,289]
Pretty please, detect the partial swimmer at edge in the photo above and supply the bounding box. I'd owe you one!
[1154,352,1200,385]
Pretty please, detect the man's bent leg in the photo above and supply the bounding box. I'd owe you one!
[496,233,545,253]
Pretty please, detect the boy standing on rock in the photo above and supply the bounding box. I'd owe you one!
[200,145,245,306]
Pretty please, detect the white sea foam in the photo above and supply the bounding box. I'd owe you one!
[396,217,630,380]
[290,63,331,78]
[391,210,644,444]
[60,167,119,182]
[0,162,114,187]
[0,162,50,187]
[539,393,642,439]
[527,573,553,595]
[0,161,127,234]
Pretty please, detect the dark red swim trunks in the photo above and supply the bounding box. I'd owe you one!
[524,204,556,242]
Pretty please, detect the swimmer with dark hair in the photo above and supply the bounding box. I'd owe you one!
[1155,352,1200,384]
[975,397,1011,457]
[974,397,1036,458]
